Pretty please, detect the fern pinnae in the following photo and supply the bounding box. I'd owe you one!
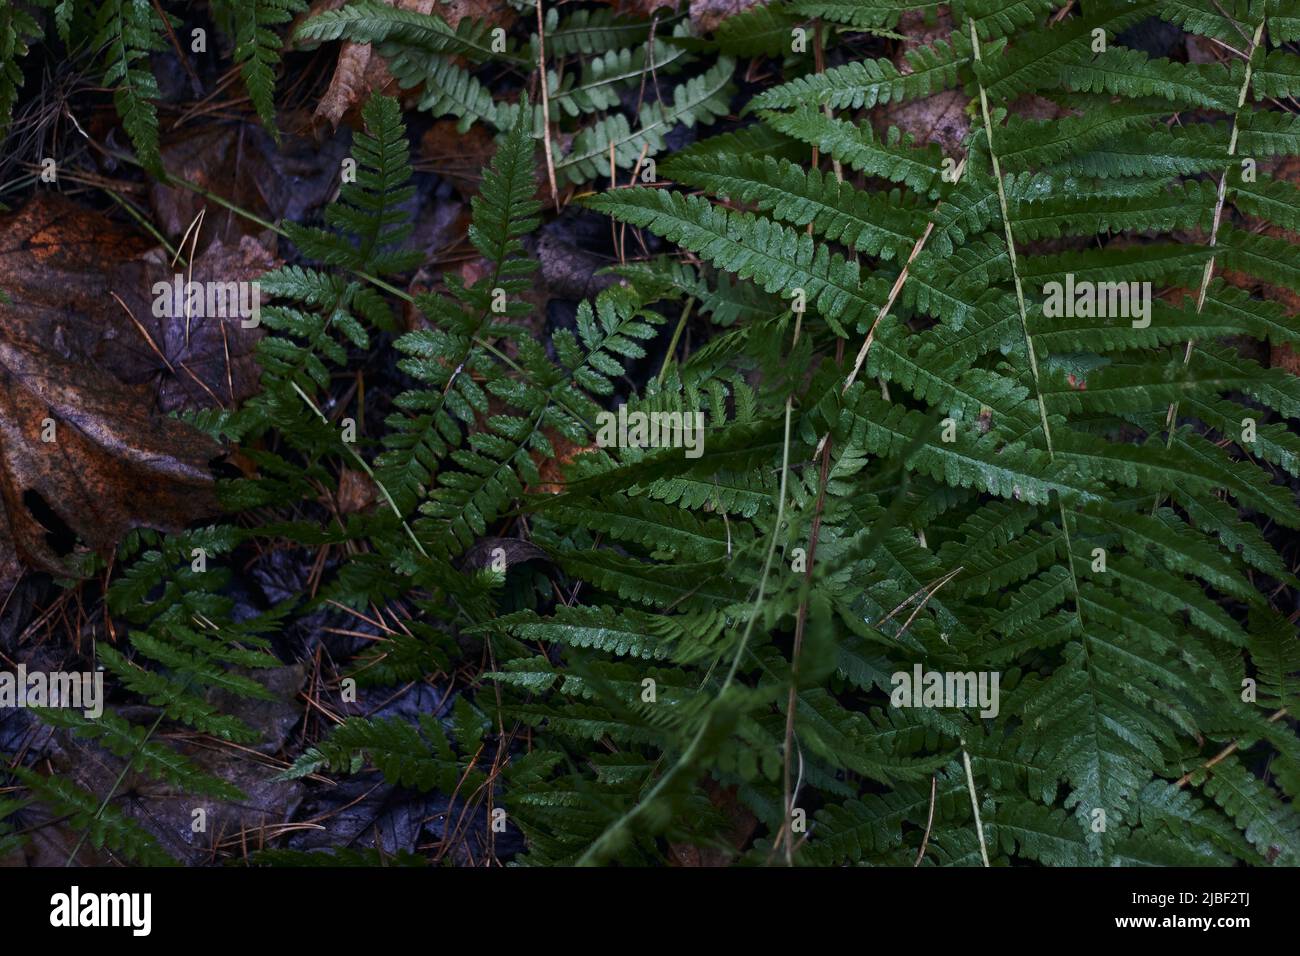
[779,34,852,863]
[542,6,662,57]
[376,97,542,517]
[217,0,306,135]
[840,185,954,398]
[94,0,167,174]
[0,0,45,140]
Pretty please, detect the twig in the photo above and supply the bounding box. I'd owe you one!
[962,746,990,867]
[812,159,965,460]
[1174,707,1289,788]
[897,566,963,638]
[972,18,1053,454]
[914,775,938,866]
[880,565,963,627]
[535,0,561,212]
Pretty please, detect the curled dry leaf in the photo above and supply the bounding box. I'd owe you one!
[0,196,245,588]
[0,328,224,583]
[314,0,516,130]
[457,537,549,573]
[334,467,378,514]
[316,32,384,129]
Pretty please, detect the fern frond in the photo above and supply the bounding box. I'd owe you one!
[284,94,420,275]
[93,0,168,174]
[749,35,973,111]
[11,766,176,865]
[219,0,307,135]
[0,0,46,139]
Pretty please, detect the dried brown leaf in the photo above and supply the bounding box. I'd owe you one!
[0,196,243,585]
[313,0,516,130]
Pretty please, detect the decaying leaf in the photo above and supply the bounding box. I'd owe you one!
[334,467,378,514]
[878,11,971,158]
[420,119,498,198]
[150,123,346,249]
[129,237,278,412]
[1,195,275,411]
[314,12,395,130]
[529,434,595,495]
[0,196,239,587]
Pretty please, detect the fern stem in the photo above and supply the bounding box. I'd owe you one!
[66,709,167,866]
[101,185,182,261]
[1160,15,1267,448]
[162,170,285,235]
[812,19,843,184]
[969,17,1053,457]
[914,775,937,866]
[780,426,832,865]
[655,296,695,384]
[968,18,1110,864]
[576,316,800,866]
[290,382,431,559]
[967,19,1096,741]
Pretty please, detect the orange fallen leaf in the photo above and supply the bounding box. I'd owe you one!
[530,432,597,495]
